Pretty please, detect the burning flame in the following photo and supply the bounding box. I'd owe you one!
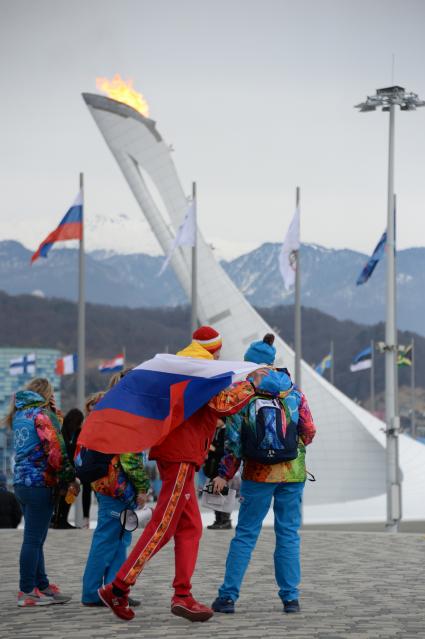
[96,74,149,117]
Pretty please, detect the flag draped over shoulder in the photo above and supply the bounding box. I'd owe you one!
[356,232,386,285]
[78,354,259,454]
[31,190,83,263]
[159,200,196,276]
[279,207,300,291]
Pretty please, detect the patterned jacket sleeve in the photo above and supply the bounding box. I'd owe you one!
[208,381,254,416]
[298,392,316,445]
[217,411,244,480]
[119,453,150,494]
[35,412,75,484]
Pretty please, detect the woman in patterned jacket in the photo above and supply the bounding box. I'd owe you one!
[81,374,150,608]
[8,377,77,608]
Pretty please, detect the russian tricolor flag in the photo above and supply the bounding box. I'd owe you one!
[98,354,125,373]
[31,190,83,263]
[55,354,78,376]
[79,354,259,454]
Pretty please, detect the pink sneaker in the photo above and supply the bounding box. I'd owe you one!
[17,588,55,607]
[39,584,72,604]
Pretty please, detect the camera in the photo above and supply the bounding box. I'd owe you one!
[203,482,229,496]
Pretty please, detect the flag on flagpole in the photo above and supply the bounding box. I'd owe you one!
[356,231,387,285]
[350,346,372,372]
[31,190,83,263]
[279,207,300,291]
[78,354,260,454]
[98,354,125,373]
[159,200,196,276]
[315,353,332,376]
[397,344,412,367]
[55,354,78,376]
[9,353,36,376]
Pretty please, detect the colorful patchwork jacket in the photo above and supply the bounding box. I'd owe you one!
[91,454,150,509]
[12,391,75,488]
[218,369,316,483]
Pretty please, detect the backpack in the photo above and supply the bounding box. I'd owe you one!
[74,446,114,484]
[241,395,299,465]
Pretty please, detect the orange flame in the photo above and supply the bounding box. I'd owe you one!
[96,74,149,117]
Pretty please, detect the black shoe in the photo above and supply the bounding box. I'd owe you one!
[207,520,232,530]
[54,522,77,530]
[128,597,141,608]
[283,599,300,614]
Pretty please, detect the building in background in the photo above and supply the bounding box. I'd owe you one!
[0,347,61,482]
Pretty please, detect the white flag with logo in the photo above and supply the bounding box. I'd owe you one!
[159,200,196,276]
[279,207,300,291]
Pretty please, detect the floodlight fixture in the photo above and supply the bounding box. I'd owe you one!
[355,85,425,113]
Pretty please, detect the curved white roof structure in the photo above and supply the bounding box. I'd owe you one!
[83,93,425,524]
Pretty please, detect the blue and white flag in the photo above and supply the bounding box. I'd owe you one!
[9,353,36,376]
[315,353,332,376]
[356,232,387,285]
[350,346,372,372]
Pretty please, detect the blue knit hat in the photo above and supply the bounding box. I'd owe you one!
[244,335,276,365]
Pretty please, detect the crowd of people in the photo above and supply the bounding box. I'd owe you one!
[3,325,316,622]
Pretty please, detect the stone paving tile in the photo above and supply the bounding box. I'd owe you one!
[0,529,424,638]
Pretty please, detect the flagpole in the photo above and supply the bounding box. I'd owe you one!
[370,339,375,414]
[190,181,198,336]
[294,186,301,387]
[384,111,401,531]
[122,345,126,368]
[77,172,85,413]
[330,340,334,385]
[411,338,416,438]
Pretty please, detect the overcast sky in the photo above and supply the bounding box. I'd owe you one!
[1,0,425,258]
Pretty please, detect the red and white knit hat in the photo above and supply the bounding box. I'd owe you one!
[192,326,222,353]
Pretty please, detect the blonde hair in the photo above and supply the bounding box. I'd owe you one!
[3,377,53,428]
[107,367,132,390]
[85,391,105,416]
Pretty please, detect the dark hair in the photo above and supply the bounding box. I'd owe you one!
[263,333,275,346]
[61,408,84,444]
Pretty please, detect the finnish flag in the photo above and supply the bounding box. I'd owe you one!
[9,353,36,376]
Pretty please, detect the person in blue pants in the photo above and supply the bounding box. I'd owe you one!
[211,336,317,614]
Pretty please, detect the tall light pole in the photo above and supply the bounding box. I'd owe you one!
[355,86,425,532]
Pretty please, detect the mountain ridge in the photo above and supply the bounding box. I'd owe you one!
[1,239,424,335]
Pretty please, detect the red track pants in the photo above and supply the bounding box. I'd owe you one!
[114,461,202,596]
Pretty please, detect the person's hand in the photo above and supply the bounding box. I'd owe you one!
[250,367,270,387]
[212,476,228,494]
[69,480,80,496]
[137,492,149,508]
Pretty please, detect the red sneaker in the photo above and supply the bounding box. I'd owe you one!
[98,584,135,621]
[171,595,213,622]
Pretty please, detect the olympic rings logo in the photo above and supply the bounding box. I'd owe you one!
[14,427,30,448]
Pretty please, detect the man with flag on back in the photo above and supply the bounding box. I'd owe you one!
[79,326,259,622]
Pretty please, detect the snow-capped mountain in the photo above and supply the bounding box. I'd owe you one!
[0,240,424,335]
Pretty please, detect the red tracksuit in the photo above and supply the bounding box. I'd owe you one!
[114,405,217,595]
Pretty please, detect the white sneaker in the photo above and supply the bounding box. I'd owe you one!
[82,517,90,529]
[17,588,55,607]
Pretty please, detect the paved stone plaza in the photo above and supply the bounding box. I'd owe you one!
[1,528,424,639]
